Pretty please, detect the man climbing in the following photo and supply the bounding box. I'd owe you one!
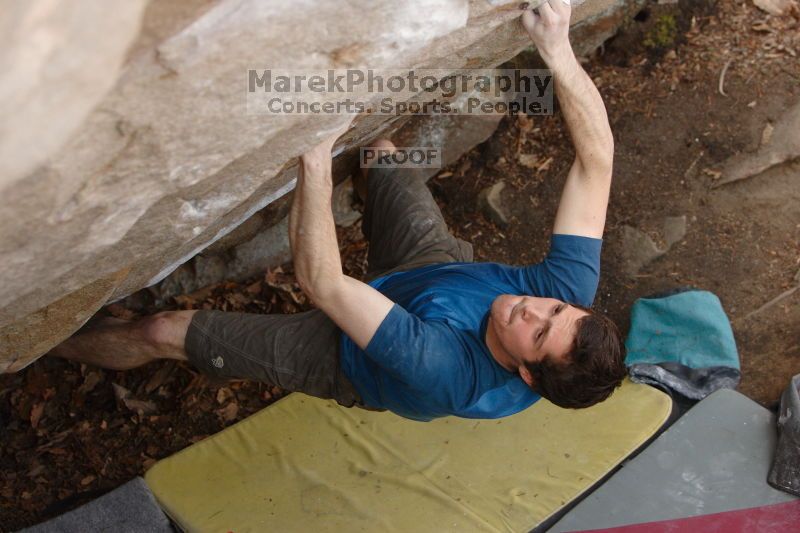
[52,0,626,421]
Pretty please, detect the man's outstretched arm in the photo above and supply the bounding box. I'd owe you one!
[523,0,614,239]
[289,126,394,349]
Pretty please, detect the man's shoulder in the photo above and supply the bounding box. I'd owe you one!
[521,234,603,306]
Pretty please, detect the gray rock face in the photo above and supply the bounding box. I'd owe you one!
[0,0,150,190]
[0,0,644,371]
[149,110,506,302]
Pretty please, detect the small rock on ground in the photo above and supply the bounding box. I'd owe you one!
[478,181,510,227]
[612,215,688,277]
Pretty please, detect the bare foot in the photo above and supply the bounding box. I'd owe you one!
[48,311,194,371]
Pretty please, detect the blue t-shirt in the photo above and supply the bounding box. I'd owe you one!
[339,234,602,421]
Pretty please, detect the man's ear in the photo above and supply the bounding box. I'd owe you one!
[519,365,535,388]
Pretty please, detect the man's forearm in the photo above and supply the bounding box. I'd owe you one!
[546,49,614,177]
[289,156,344,301]
[523,1,613,238]
[291,131,396,349]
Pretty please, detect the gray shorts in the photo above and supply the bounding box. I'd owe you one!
[184,167,473,406]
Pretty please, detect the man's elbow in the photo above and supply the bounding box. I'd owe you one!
[594,154,614,182]
[599,131,615,176]
[296,275,315,301]
[577,151,614,183]
[296,272,342,307]
[588,133,615,178]
[296,275,325,303]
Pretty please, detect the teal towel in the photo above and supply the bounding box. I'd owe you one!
[625,290,739,369]
[625,289,740,399]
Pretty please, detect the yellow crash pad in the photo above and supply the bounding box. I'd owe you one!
[145,380,670,532]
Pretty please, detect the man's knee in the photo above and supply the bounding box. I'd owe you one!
[370,138,396,153]
[139,310,195,357]
[363,139,396,169]
[357,139,397,201]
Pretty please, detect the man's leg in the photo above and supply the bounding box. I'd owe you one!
[49,311,194,370]
[357,139,473,281]
[50,309,361,407]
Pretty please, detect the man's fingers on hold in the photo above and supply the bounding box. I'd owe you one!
[521,9,539,32]
[551,0,571,16]
[538,1,557,23]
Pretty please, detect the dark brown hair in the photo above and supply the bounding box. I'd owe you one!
[524,307,627,409]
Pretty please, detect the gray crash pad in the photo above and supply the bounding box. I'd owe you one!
[550,388,798,531]
[19,477,172,533]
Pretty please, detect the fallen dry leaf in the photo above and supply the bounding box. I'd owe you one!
[537,156,554,172]
[173,294,198,309]
[216,387,234,405]
[29,402,45,429]
[518,154,539,169]
[144,363,174,394]
[245,280,262,295]
[517,112,534,134]
[123,398,158,416]
[751,21,773,33]
[77,371,103,395]
[112,383,157,415]
[761,122,774,146]
[112,383,130,402]
[215,402,239,423]
[105,304,137,320]
[46,447,68,456]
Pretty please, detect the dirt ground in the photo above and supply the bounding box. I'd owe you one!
[1,0,798,529]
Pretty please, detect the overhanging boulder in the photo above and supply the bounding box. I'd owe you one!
[0,0,644,372]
